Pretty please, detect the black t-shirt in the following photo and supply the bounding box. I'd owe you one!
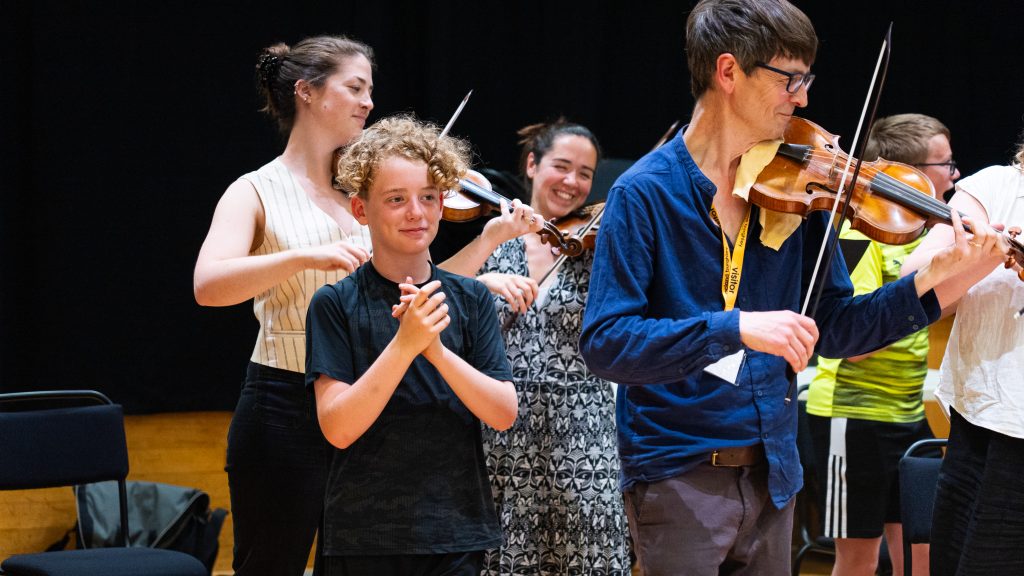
[305,262,512,555]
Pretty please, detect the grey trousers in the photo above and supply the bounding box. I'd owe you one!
[623,462,794,576]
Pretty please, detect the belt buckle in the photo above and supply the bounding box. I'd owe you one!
[710,449,740,467]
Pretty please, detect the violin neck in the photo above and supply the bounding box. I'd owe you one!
[871,175,1024,258]
[869,173,953,224]
[460,178,512,207]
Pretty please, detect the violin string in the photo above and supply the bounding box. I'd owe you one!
[798,152,946,217]
[800,151,933,181]
[869,176,1024,252]
[801,152,913,181]
[870,175,946,218]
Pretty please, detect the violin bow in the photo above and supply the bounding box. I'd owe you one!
[439,90,472,139]
[803,24,893,318]
[785,24,893,405]
[652,119,682,150]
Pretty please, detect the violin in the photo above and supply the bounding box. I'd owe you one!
[445,177,586,257]
[753,116,1024,272]
[551,203,604,252]
[438,174,509,222]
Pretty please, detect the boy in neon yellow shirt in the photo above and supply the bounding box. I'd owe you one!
[808,113,960,576]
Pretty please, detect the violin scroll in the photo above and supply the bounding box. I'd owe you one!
[1003,226,1024,281]
[538,229,584,256]
[549,203,604,253]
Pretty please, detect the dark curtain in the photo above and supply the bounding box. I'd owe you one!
[2,0,1022,413]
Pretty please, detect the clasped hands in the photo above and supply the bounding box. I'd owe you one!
[390,278,449,360]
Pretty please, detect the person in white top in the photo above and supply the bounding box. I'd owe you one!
[902,143,1024,575]
[193,35,540,576]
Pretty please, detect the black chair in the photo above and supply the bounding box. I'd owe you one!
[792,383,836,576]
[0,390,207,576]
[898,437,947,576]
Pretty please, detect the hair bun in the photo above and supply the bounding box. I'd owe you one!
[256,51,283,87]
[516,122,547,144]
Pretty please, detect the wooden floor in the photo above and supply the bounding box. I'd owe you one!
[800,556,836,575]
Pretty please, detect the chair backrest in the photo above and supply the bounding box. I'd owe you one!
[0,390,131,546]
[899,437,947,575]
[588,157,635,205]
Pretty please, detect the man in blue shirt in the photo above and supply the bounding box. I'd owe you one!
[579,1,1003,574]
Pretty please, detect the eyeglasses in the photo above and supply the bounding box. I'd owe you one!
[754,62,815,94]
[914,160,958,177]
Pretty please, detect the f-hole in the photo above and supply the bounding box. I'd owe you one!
[806,182,836,195]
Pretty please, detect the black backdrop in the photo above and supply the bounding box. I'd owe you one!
[2,1,1023,413]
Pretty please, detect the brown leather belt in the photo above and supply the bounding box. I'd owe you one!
[709,444,766,467]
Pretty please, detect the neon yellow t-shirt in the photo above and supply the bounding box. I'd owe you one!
[807,229,929,423]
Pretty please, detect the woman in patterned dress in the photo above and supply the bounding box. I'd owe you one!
[479,121,631,575]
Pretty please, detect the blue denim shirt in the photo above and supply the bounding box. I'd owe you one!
[579,132,940,508]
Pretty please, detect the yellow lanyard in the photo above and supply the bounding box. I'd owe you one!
[709,205,752,312]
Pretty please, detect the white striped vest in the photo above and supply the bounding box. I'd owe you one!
[242,158,371,373]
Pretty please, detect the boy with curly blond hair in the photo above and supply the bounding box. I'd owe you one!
[306,115,517,576]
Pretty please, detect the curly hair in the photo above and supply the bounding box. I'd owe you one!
[334,115,471,199]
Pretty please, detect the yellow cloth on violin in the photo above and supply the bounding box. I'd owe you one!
[732,139,801,250]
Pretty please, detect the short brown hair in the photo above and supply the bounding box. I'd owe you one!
[863,114,951,165]
[685,0,817,99]
[334,115,471,199]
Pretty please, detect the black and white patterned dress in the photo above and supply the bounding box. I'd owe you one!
[481,237,631,576]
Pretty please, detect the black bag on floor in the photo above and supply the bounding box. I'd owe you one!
[73,480,228,574]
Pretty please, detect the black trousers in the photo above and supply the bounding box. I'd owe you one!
[930,409,1024,576]
[226,362,332,576]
